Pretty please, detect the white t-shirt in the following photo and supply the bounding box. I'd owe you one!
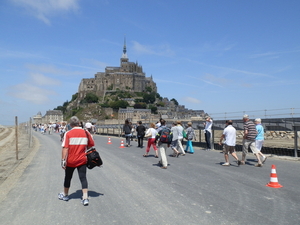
[85,122,92,129]
[223,125,236,146]
[146,128,158,138]
[205,119,213,133]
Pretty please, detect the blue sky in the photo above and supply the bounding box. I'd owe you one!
[1,0,300,125]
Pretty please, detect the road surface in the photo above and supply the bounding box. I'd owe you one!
[0,132,299,225]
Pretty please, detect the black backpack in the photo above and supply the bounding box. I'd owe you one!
[159,127,173,144]
[86,147,103,169]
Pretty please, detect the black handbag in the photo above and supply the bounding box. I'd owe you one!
[85,130,103,169]
[86,147,103,169]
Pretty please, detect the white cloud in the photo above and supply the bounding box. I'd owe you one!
[182,97,201,104]
[30,73,61,86]
[25,64,84,76]
[132,41,175,57]
[9,83,56,104]
[10,0,80,25]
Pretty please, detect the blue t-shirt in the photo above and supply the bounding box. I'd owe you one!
[256,124,264,140]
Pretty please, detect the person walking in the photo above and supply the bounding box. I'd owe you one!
[85,120,92,133]
[122,119,132,147]
[176,121,185,156]
[170,122,181,157]
[58,116,95,206]
[218,120,241,166]
[204,116,213,151]
[255,118,267,164]
[241,114,263,167]
[143,123,158,157]
[136,121,146,148]
[156,119,171,169]
[185,122,195,154]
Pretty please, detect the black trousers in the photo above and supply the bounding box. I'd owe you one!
[137,135,145,147]
[205,131,211,149]
[64,164,88,189]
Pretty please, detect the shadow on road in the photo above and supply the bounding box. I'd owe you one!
[68,190,104,199]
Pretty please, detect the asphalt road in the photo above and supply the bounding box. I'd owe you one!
[0,132,299,225]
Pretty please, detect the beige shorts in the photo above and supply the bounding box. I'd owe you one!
[224,144,235,154]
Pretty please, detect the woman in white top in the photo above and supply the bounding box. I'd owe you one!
[143,123,158,157]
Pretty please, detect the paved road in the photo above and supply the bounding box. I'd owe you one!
[0,132,299,225]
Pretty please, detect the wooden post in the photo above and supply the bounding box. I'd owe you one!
[29,117,32,148]
[15,116,19,160]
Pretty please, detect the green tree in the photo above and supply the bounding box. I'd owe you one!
[71,93,78,102]
[170,98,179,106]
[143,93,156,104]
[148,105,158,114]
[145,86,152,93]
[109,100,129,109]
[134,102,147,109]
[84,93,99,103]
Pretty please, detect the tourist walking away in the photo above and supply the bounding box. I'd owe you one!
[136,121,146,148]
[143,123,158,157]
[176,121,185,156]
[170,122,181,157]
[255,118,267,164]
[85,120,92,133]
[123,119,132,147]
[185,122,196,154]
[59,122,67,141]
[241,114,263,167]
[58,116,95,206]
[204,116,213,151]
[156,119,171,169]
[218,120,241,166]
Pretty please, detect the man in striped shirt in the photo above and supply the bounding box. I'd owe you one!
[241,114,263,167]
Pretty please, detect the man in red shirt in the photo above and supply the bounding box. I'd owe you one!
[58,116,95,206]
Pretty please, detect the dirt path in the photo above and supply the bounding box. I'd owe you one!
[0,126,40,202]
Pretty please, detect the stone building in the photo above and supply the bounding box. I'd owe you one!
[77,40,157,102]
[118,107,152,123]
[32,110,63,124]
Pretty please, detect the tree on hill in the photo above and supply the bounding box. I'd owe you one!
[109,100,129,109]
[170,98,179,106]
[81,93,99,104]
[134,102,147,109]
[143,93,156,104]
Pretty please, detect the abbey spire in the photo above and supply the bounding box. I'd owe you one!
[121,36,128,59]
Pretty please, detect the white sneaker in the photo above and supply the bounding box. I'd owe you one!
[222,162,230,166]
[58,193,69,201]
[81,198,89,206]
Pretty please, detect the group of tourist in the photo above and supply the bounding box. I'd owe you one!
[56,114,268,207]
[122,114,267,169]
[122,118,197,169]
[219,114,267,167]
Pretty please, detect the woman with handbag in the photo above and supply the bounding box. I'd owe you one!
[143,123,158,157]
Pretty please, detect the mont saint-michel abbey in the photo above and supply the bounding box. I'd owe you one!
[77,41,157,99]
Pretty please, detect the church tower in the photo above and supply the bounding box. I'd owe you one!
[120,37,128,66]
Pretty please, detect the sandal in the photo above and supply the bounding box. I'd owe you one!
[155,155,159,158]
[143,154,148,157]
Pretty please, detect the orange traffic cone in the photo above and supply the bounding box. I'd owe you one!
[107,137,112,144]
[119,140,125,148]
[266,165,283,188]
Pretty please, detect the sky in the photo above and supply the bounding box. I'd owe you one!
[1,0,300,125]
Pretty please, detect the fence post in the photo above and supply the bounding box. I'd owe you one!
[293,126,299,157]
[211,126,215,150]
[29,117,32,148]
[15,116,19,160]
